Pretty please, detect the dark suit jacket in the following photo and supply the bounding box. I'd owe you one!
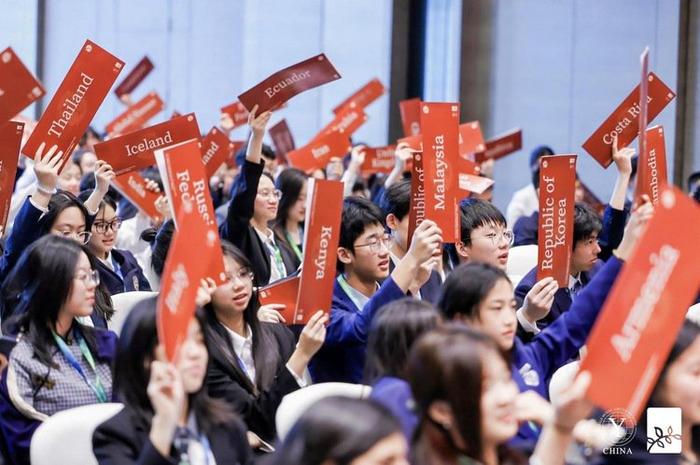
[204,315,299,443]
[387,258,442,304]
[95,249,151,297]
[93,405,253,465]
[220,160,299,286]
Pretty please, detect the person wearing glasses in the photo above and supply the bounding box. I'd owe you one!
[77,193,151,296]
[203,241,327,446]
[309,196,443,384]
[220,106,299,287]
[0,235,116,465]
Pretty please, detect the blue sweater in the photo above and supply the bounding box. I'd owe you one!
[309,277,406,383]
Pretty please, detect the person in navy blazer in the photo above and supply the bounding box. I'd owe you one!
[309,197,442,384]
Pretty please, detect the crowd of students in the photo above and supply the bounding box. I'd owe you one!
[0,100,697,465]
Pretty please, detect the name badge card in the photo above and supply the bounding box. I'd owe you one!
[22,40,124,165]
[581,187,700,420]
[360,145,396,176]
[95,113,200,175]
[582,72,675,168]
[105,91,164,136]
[295,179,343,324]
[220,101,249,130]
[0,47,45,124]
[286,131,351,173]
[0,121,24,229]
[157,200,218,361]
[399,98,422,137]
[259,275,301,324]
[458,121,485,159]
[332,78,385,114]
[420,102,460,243]
[407,152,425,245]
[635,125,668,206]
[269,119,296,163]
[201,126,237,179]
[114,56,154,98]
[111,172,163,223]
[536,155,577,287]
[315,107,367,141]
[155,139,226,284]
[474,128,523,163]
[238,54,341,114]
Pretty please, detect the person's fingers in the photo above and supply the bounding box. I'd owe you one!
[34,142,47,163]
[612,134,618,154]
[270,310,286,324]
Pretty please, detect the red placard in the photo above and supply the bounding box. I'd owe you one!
[458,121,485,159]
[332,78,385,114]
[407,152,425,245]
[22,40,124,165]
[220,101,249,130]
[114,56,154,98]
[295,179,343,324]
[458,174,493,194]
[238,54,341,113]
[397,134,423,152]
[111,172,163,223]
[582,72,675,168]
[636,125,668,206]
[399,98,422,137]
[157,200,218,361]
[0,47,45,124]
[258,275,300,324]
[154,139,226,284]
[105,91,164,136]
[201,126,237,179]
[227,141,245,168]
[360,145,396,176]
[286,131,351,173]
[0,121,24,229]
[536,155,577,287]
[315,107,367,141]
[269,119,296,163]
[580,187,700,420]
[420,102,460,243]
[94,113,200,175]
[474,128,523,163]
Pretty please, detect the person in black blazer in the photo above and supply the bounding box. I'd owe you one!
[204,242,327,445]
[220,106,299,287]
[93,298,253,465]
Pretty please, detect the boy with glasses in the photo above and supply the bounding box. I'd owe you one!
[310,197,442,383]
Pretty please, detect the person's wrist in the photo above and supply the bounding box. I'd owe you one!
[36,183,57,195]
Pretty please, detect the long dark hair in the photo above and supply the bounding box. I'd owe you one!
[37,191,92,235]
[113,297,233,434]
[364,298,440,383]
[408,325,524,465]
[438,262,511,321]
[2,236,101,366]
[274,167,307,232]
[204,241,283,392]
[266,396,402,465]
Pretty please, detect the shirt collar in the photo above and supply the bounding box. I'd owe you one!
[223,323,253,355]
[254,226,275,244]
[568,273,582,290]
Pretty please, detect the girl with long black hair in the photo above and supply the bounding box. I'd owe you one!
[273,167,308,262]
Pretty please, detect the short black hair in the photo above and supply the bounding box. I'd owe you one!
[458,198,506,246]
[688,171,700,192]
[339,196,385,252]
[379,179,411,221]
[438,262,511,321]
[573,202,602,246]
[261,144,276,162]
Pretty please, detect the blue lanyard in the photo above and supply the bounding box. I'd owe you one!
[52,328,108,403]
[174,426,213,465]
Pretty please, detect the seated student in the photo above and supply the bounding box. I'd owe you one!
[513,137,632,249]
[506,145,554,228]
[93,298,253,465]
[380,179,443,303]
[309,197,442,383]
[408,325,592,465]
[57,158,82,197]
[0,236,116,465]
[220,107,299,286]
[77,192,151,296]
[436,202,651,446]
[140,220,176,291]
[204,242,327,445]
[273,167,308,262]
[595,319,700,465]
[266,396,408,465]
[365,298,441,439]
[72,148,98,175]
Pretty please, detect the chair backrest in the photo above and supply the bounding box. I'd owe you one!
[109,291,158,335]
[507,245,538,283]
[30,403,124,465]
[275,383,372,440]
